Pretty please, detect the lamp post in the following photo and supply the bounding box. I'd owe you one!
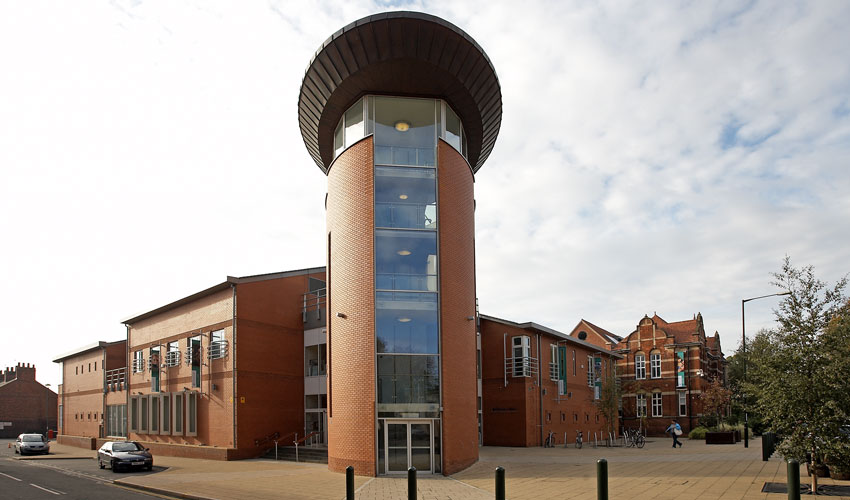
[44,383,51,436]
[742,291,791,448]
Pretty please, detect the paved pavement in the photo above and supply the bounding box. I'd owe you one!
[5,437,849,499]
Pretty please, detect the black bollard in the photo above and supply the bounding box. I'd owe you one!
[346,466,354,499]
[408,466,417,500]
[787,459,800,500]
[597,459,608,500]
[495,466,505,500]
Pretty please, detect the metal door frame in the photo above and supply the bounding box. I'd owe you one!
[383,419,433,475]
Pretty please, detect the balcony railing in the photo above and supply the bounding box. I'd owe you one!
[164,351,181,367]
[302,288,326,322]
[105,367,126,392]
[505,356,538,378]
[208,340,229,360]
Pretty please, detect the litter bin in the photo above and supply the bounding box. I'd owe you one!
[762,432,775,461]
[48,429,55,440]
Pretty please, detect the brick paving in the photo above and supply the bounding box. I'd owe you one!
[13,437,850,499]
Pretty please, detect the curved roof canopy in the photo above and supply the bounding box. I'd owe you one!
[298,11,502,174]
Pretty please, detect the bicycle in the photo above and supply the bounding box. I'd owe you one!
[575,430,583,449]
[623,428,645,448]
[544,430,555,448]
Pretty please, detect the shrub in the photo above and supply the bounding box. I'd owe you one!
[689,426,708,439]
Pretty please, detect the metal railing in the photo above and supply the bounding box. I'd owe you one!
[164,351,181,367]
[104,367,126,392]
[505,356,539,378]
[302,288,326,322]
[131,357,145,373]
[208,340,228,360]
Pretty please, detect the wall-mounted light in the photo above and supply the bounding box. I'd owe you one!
[399,194,408,200]
[212,384,218,391]
[336,312,347,319]
[394,120,410,132]
[397,250,411,256]
[466,316,475,321]
[398,317,412,323]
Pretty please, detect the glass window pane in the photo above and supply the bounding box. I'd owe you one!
[376,292,438,354]
[444,104,462,151]
[375,167,437,229]
[374,97,436,167]
[344,98,364,148]
[376,230,437,291]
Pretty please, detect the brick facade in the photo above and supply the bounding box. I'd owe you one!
[480,317,621,447]
[0,364,57,438]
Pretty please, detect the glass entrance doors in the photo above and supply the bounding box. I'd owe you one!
[385,420,432,474]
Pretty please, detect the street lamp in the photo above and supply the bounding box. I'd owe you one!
[742,291,791,448]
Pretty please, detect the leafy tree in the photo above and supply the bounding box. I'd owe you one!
[700,378,732,428]
[595,366,622,440]
[746,258,849,478]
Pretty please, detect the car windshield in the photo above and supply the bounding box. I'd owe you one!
[22,435,44,442]
[112,442,142,452]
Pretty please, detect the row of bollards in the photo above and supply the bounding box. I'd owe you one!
[344,458,801,500]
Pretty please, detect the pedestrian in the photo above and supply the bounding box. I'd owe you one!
[666,419,683,448]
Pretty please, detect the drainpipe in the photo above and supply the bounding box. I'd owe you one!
[125,324,131,437]
[231,284,237,450]
[101,343,107,439]
[537,333,543,447]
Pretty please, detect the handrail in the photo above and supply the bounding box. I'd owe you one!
[254,431,281,447]
[294,431,321,446]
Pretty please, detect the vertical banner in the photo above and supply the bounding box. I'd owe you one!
[558,347,567,395]
[594,356,602,399]
[676,351,686,387]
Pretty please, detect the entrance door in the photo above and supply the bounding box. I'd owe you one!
[385,421,432,474]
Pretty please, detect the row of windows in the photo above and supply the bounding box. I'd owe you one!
[635,391,689,417]
[129,392,198,437]
[634,353,662,379]
[74,360,104,375]
[74,411,99,421]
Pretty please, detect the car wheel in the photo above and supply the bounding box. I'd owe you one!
[111,461,119,473]
[98,459,104,469]
[145,465,152,471]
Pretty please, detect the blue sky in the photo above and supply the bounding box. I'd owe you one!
[1,0,848,387]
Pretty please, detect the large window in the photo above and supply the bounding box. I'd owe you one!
[651,392,663,417]
[678,391,687,416]
[132,350,144,373]
[188,336,201,387]
[305,343,327,376]
[376,292,438,354]
[512,336,531,377]
[650,353,661,379]
[374,96,436,167]
[375,167,437,230]
[106,405,126,437]
[549,345,559,381]
[377,354,439,405]
[375,230,437,292]
[209,329,227,360]
[636,393,647,417]
[635,353,646,380]
[165,341,180,367]
[149,346,160,392]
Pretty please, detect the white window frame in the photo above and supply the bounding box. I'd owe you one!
[587,355,594,387]
[208,329,228,360]
[172,392,184,436]
[651,392,663,417]
[678,391,687,417]
[650,353,661,379]
[636,393,647,417]
[165,341,180,367]
[635,353,646,380]
[549,344,559,381]
[132,350,145,373]
[512,336,530,377]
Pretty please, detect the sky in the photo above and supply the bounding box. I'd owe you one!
[1,0,848,389]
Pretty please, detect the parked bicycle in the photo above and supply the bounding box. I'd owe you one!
[623,428,645,448]
[544,430,555,448]
[575,430,583,449]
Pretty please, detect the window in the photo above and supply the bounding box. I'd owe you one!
[650,353,661,379]
[678,391,687,416]
[106,405,126,437]
[150,346,161,392]
[187,336,201,387]
[165,341,180,367]
[587,355,594,387]
[160,393,170,435]
[512,336,531,377]
[636,393,647,417]
[305,343,328,376]
[651,392,663,417]
[75,366,78,375]
[150,395,160,433]
[172,392,184,436]
[129,397,138,433]
[132,350,144,373]
[186,391,198,437]
[209,330,228,360]
[94,362,97,371]
[140,395,149,433]
[635,353,646,380]
[549,345,559,381]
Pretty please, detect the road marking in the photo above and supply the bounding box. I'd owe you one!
[0,472,22,481]
[30,483,65,495]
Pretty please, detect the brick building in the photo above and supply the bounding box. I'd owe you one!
[119,267,326,460]
[567,319,623,351]
[613,313,726,436]
[53,340,127,448]
[0,363,57,438]
[479,316,622,447]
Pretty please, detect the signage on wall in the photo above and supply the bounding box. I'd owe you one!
[676,351,686,387]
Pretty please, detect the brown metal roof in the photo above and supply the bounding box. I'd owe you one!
[298,11,502,174]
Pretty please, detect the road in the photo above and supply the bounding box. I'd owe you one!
[0,439,167,499]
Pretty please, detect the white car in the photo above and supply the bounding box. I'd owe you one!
[14,434,50,455]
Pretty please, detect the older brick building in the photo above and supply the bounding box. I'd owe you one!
[614,313,726,436]
[479,316,622,447]
[0,363,57,438]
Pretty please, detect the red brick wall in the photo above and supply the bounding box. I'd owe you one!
[59,350,105,439]
[234,273,324,454]
[326,137,377,475]
[437,140,479,474]
[0,365,57,438]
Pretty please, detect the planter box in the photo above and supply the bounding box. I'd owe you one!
[705,431,736,444]
[830,467,850,481]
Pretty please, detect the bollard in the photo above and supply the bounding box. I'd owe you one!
[408,466,417,500]
[597,459,608,500]
[787,459,800,500]
[495,466,505,500]
[346,466,354,500]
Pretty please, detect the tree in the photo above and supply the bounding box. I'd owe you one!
[700,378,731,428]
[746,258,849,487]
[595,367,622,440]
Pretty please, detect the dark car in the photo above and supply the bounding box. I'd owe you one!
[14,434,50,455]
[97,441,153,472]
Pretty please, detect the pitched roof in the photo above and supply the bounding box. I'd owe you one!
[581,319,623,343]
[481,314,623,358]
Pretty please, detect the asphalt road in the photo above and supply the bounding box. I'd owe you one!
[0,439,168,499]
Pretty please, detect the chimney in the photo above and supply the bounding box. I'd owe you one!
[14,362,36,381]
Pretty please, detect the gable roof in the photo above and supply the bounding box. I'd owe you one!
[580,319,623,344]
[481,314,623,358]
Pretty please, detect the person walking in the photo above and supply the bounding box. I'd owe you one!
[666,419,683,448]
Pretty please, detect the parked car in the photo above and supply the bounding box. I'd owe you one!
[14,433,50,455]
[97,441,153,472]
